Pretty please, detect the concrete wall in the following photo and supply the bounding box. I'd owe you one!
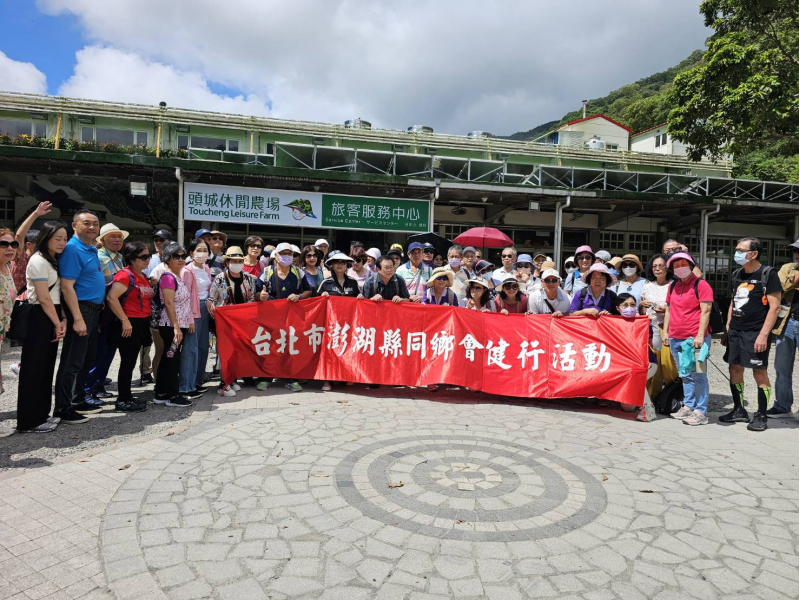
[560,119,629,150]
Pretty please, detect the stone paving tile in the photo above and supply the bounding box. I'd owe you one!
[0,390,798,599]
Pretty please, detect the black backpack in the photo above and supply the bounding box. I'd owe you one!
[655,379,684,415]
[669,278,725,334]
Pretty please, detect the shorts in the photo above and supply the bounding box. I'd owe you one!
[723,328,771,370]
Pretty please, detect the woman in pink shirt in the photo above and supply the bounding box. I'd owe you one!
[179,239,213,400]
[663,252,713,426]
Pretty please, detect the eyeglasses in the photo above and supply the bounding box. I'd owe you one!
[652,264,665,269]
[501,254,515,258]
[576,254,593,261]
[153,237,166,243]
[436,276,449,281]
[543,278,559,284]
[211,236,225,241]
[0,240,20,249]
[135,254,152,261]
[249,244,263,249]
[173,254,187,260]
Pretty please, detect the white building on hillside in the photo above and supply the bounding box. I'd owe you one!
[630,123,731,162]
[534,113,631,151]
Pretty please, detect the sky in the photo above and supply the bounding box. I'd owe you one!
[0,0,711,136]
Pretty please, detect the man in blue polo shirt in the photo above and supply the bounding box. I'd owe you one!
[54,210,106,424]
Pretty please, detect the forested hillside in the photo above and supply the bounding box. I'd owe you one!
[508,49,798,182]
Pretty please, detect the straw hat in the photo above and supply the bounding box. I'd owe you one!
[98,223,129,242]
[619,254,644,272]
[606,256,623,270]
[209,230,228,243]
[222,246,245,260]
[427,266,454,287]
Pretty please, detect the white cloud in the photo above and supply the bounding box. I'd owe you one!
[0,51,47,94]
[58,46,272,116]
[39,0,710,135]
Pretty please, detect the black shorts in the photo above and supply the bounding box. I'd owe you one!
[724,328,772,370]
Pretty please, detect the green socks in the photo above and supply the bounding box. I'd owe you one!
[730,382,745,409]
[757,387,771,415]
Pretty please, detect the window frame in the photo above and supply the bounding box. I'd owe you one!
[0,118,45,138]
[81,126,149,146]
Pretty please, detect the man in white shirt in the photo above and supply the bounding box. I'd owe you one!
[446,244,469,303]
[145,229,172,277]
[528,269,571,316]
[491,246,517,286]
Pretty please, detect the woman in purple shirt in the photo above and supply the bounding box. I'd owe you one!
[568,263,620,316]
[422,267,459,306]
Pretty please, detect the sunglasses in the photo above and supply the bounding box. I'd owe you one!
[501,254,515,258]
[543,278,559,284]
[0,240,20,249]
[503,284,519,290]
[211,236,225,241]
[172,254,187,260]
[620,262,637,269]
[330,260,347,266]
[135,254,152,261]
[249,244,263,249]
[576,254,593,261]
[517,263,532,269]
[423,249,434,254]
[436,276,448,281]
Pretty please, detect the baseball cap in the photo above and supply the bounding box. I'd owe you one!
[153,229,173,240]
[422,243,435,252]
[195,228,212,238]
[541,268,561,281]
[408,242,423,252]
[595,250,612,262]
[275,242,294,253]
[315,238,329,248]
[462,246,477,254]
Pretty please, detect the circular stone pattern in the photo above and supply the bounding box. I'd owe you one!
[333,435,607,541]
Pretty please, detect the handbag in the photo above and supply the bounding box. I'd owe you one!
[8,281,56,342]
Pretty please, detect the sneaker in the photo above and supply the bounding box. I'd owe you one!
[230,383,242,392]
[19,421,58,433]
[321,382,332,392]
[56,410,89,424]
[719,407,750,423]
[115,400,147,413]
[166,396,193,407]
[285,381,302,392]
[217,385,235,397]
[684,410,709,426]
[670,406,692,420]
[46,416,61,425]
[73,402,103,415]
[184,389,205,400]
[193,385,209,394]
[83,396,106,408]
[93,390,114,399]
[747,412,768,432]
[139,374,155,386]
[256,381,269,391]
[9,362,19,377]
[766,407,792,419]
[152,395,169,405]
[104,378,113,386]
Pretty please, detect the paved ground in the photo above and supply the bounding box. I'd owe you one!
[1,367,798,599]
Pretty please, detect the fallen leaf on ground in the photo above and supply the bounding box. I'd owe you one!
[717,453,728,458]
[165,431,174,436]
[312,473,329,477]
[388,480,404,488]
[70,436,80,440]
[639,489,654,493]
[276,452,282,457]
[455,519,465,524]
[290,402,300,406]
[352,435,361,441]
[78,459,90,463]
[601,474,608,481]
[119,464,131,471]
[337,400,348,404]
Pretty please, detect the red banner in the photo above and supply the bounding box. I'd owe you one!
[215,296,649,406]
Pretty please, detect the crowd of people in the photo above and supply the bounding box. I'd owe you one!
[3,202,797,435]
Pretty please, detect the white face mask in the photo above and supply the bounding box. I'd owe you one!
[673,266,692,279]
[228,263,244,274]
[193,251,208,264]
[622,266,637,277]
[567,267,577,274]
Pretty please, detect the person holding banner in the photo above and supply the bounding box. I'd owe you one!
[616,292,661,415]
[422,267,459,306]
[300,245,325,295]
[259,243,312,303]
[396,242,432,302]
[207,247,262,396]
[347,248,370,292]
[528,269,571,316]
[360,256,409,303]
[494,275,528,315]
[569,264,620,316]
[318,252,360,392]
[462,278,495,312]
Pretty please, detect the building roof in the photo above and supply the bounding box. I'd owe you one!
[631,122,668,138]
[562,113,632,133]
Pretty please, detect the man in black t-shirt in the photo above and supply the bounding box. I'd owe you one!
[721,237,782,431]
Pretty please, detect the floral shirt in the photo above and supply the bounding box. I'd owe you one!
[0,270,17,338]
[641,280,670,324]
[208,271,259,306]
[158,272,193,328]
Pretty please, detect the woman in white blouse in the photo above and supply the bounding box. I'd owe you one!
[639,253,679,399]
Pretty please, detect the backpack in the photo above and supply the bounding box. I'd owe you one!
[730,265,776,305]
[669,278,725,334]
[150,272,178,329]
[99,268,137,327]
[654,379,684,415]
[262,265,304,299]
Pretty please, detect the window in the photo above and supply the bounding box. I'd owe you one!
[606,144,618,151]
[82,127,149,146]
[190,136,226,151]
[0,118,43,137]
[228,140,239,152]
[661,133,668,145]
[0,197,12,220]
[442,224,470,240]
[178,135,189,150]
[627,233,655,253]
[599,231,625,252]
[654,134,661,148]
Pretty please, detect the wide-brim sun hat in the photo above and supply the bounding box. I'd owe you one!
[98,223,129,241]
[325,252,355,267]
[666,252,696,269]
[620,253,644,272]
[499,275,521,289]
[540,261,556,271]
[790,238,799,249]
[581,263,617,286]
[466,278,490,290]
[515,253,533,267]
[427,267,454,287]
[532,252,548,261]
[209,230,228,243]
[607,257,623,269]
[474,259,494,273]
[222,246,245,260]
[574,245,594,258]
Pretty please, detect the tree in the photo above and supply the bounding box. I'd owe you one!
[668,0,798,164]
